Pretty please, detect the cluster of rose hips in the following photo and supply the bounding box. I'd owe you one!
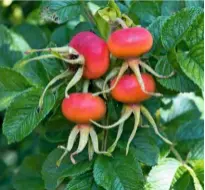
[26,19,174,165]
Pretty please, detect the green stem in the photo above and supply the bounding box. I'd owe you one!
[82,80,90,93]
[170,146,184,164]
[170,146,203,190]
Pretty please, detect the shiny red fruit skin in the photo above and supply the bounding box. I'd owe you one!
[107,27,153,58]
[70,31,110,79]
[61,93,106,124]
[111,74,156,104]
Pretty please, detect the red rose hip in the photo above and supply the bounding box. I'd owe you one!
[108,27,153,58]
[62,93,106,124]
[110,73,156,104]
[70,31,110,79]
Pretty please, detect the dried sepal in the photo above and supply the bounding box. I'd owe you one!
[129,60,162,97]
[107,121,124,153]
[89,127,111,157]
[24,46,85,67]
[38,70,71,110]
[88,139,94,161]
[70,125,90,164]
[25,46,79,54]
[140,105,173,145]
[56,125,80,167]
[90,105,132,129]
[139,60,175,79]
[126,105,140,155]
[65,67,84,97]
[93,62,128,96]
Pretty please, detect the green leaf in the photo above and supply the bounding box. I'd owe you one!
[14,54,50,87]
[160,95,201,125]
[26,8,46,25]
[94,149,144,190]
[161,1,185,16]
[90,0,108,7]
[185,0,204,8]
[108,0,121,17]
[147,16,168,55]
[51,24,71,46]
[184,13,204,47]
[185,164,203,190]
[129,0,162,26]
[13,155,46,190]
[70,22,94,39]
[161,8,203,50]
[13,23,48,49]
[3,88,55,144]
[191,160,204,185]
[187,140,204,160]
[177,49,204,91]
[39,42,64,78]
[176,119,204,142]
[155,57,196,92]
[0,67,31,111]
[65,172,101,190]
[44,113,72,143]
[129,130,160,166]
[145,158,181,190]
[0,45,22,68]
[94,10,110,40]
[172,172,194,190]
[0,24,30,52]
[41,1,82,24]
[41,149,92,190]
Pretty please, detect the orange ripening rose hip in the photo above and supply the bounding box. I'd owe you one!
[108,27,153,58]
[61,93,106,124]
[111,73,156,104]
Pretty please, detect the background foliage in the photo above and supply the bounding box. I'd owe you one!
[0,1,204,190]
